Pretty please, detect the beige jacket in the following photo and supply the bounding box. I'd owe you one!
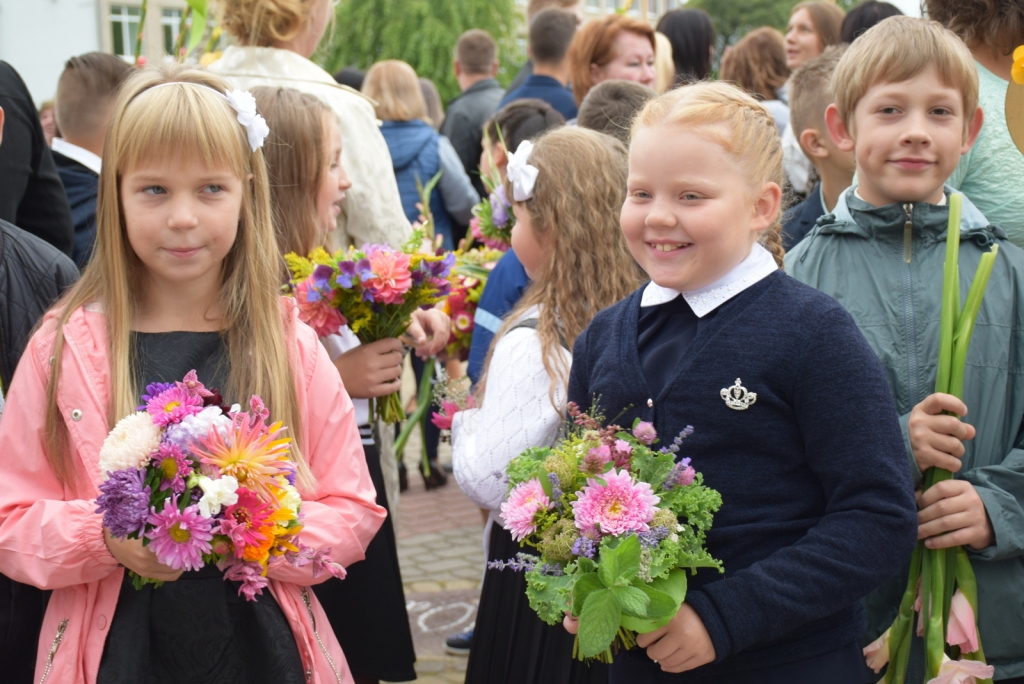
[209,46,411,249]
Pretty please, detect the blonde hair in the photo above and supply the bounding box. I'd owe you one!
[831,16,979,132]
[653,32,675,94]
[568,14,657,107]
[220,0,313,46]
[789,45,846,144]
[482,128,641,406]
[362,60,429,123]
[252,86,335,257]
[720,27,790,102]
[633,81,787,267]
[44,64,313,492]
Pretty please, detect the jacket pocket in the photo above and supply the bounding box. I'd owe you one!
[301,587,342,684]
[38,618,68,684]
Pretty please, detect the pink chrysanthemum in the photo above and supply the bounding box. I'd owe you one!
[571,469,660,537]
[217,488,272,557]
[146,385,204,426]
[632,421,657,445]
[363,246,412,304]
[145,498,214,571]
[152,442,193,493]
[295,280,346,337]
[500,478,552,541]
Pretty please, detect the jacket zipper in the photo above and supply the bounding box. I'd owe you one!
[901,203,920,404]
[301,587,342,684]
[38,618,68,684]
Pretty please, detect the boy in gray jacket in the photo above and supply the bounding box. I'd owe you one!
[787,16,1024,681]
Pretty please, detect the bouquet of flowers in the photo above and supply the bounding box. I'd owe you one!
[442,247,504,361]
[429,366,476,436]
[494,404,723,662]
[95,371,343,600]
[285,235,454,423]
[470,184,513,251]
[868,195,998,683]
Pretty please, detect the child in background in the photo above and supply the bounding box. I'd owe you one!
[254,85,449,684]
[454,127,641,684]
[719,27,791,135]
[787,16,1024,681]
[565,81,917,682]
[465,99,566,385]
[780,46,854,250]
[51,52,132,267]
[0,65,386,684]
[577,79,657,146]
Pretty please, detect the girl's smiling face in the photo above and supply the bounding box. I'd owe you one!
[315,117,352,238]
[620,123,780,292]
[121,156,242,295]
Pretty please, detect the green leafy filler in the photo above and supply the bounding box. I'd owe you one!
[500,406,723,662]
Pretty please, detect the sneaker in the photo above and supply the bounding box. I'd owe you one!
[444,627,473,655]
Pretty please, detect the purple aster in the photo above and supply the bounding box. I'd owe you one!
[151,442,193,494]
[96,468,152,539]
[137,382,174,409]
[146,498,214,572]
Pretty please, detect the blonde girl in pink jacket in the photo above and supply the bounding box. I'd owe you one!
[0,64,385,684]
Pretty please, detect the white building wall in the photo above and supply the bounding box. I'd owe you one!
[0,0,102,104]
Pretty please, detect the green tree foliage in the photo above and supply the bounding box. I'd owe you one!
[316,0,523,104]
[689,0,857,45]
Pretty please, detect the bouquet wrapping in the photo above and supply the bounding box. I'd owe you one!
[870,194,997,683]
[442,247,504,361]
[495,404,723,662]
[285,238,454,423]
[95,371,343,600]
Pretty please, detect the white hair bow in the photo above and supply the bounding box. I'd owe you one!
[506,140,539,202]
[224,90,270,152]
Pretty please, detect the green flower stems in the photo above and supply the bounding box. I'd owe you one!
[393,357,435,475]
[886,194,997,683]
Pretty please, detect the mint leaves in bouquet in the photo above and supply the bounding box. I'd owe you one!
[95,371,343,599]
[494,404,723,662]
[285,235,454,423]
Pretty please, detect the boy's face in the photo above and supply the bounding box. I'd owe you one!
[828,66,983,207]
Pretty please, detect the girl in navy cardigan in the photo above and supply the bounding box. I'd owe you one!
[563,81,918,683]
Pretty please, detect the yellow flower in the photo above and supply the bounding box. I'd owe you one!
[1013,45,1024,85]
[195,418,293,500]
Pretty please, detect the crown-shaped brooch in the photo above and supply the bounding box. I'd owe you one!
[721,378,757,411]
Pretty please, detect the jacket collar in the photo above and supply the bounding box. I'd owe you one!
[815,184,1002,244]
[462,78,502,96]
[210,46,375,105]
[51,138,101,174]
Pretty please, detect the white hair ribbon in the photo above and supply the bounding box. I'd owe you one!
[506,140,539,202]
[142,82,270,152]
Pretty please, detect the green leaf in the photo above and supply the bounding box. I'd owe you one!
[634,583,678,618]
[525,570,574,625]
[598,535,641,587]
[572,572,604,616]
[610,585,650,617]
[578,588,621,658]
[620,570,688,633]
[185,0,207,54]
[597,543,619,588]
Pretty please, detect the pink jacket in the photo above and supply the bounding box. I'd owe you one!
[0,299,386,684]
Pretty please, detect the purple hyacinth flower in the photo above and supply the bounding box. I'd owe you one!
[96,468,152,539]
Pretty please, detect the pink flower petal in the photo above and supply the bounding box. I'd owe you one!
[946,590,980,653]
[927,656,995,684]
[863,628,891,674]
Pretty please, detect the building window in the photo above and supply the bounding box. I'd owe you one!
[163,9,183,56]
[111,5,141,60]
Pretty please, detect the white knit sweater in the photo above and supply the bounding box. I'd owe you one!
[451,306,570,514]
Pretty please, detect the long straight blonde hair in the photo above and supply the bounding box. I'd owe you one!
[480,127,641,407]
[44,64,313,493]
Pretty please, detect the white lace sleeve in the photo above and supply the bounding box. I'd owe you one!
[451,327,569,512]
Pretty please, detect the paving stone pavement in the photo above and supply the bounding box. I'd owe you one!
[395,423,487,682]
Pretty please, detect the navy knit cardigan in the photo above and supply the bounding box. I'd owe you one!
[568,271,918,675]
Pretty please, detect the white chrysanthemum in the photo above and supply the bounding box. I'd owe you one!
[98,412,162,479]
[165,406,231,450]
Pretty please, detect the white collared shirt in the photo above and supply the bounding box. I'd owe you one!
[51,138,101,175]
[640,243,779,317]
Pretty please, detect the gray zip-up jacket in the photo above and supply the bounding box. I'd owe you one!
[787,187,1024,679]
